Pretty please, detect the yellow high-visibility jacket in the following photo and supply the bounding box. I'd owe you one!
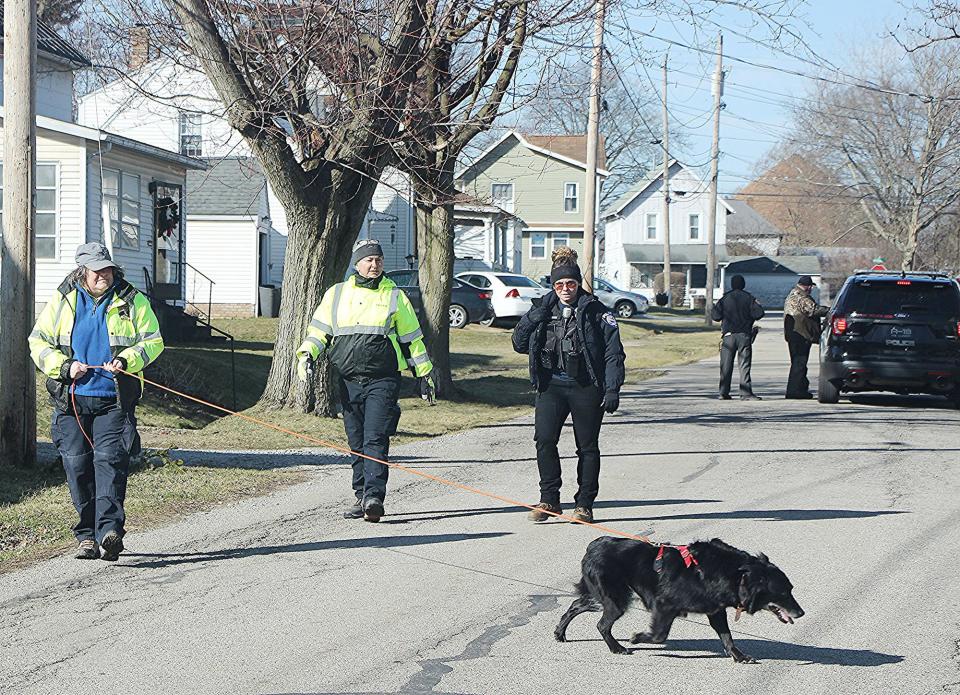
[30,276,164,410]
[297,275,432,381]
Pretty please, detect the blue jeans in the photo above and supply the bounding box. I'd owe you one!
[338,375,401,503]
[51,397,139,542]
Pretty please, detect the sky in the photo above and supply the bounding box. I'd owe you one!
[609,0,913,194]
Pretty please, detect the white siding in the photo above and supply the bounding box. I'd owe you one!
[87,144,191,297]
[363,168,412,272]
[0,129,89,302]
[78,59,247,158]
[616,168,728,247]
[264,183,288,286]
[185,217,258,308]
[453,221,489,261]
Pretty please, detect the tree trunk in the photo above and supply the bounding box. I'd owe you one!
[259,169,378,414]
[414,170,458,398]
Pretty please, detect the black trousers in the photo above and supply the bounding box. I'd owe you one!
[339,375,401,503]
[719,333,755,397]
[51,398,139,543]
[786,335,813,396]
[534,378,604,508]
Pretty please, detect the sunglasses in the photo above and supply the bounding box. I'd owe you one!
[553,280,580,290]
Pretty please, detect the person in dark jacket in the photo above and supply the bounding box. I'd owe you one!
[711,274,765,400]
[512,247,625,525]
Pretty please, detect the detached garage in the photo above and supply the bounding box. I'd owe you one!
[724,256,823,308]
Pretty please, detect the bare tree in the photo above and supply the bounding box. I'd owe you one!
[898,1,960,49]
[38,0,83,28]
[101,0,427,414]
[791,44,960,270]
[394,0,594,396]
[523,57,664,206]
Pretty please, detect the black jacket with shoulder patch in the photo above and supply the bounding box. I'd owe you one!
[512,291,625,393]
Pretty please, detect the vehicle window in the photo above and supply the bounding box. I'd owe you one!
[596,280,612,291]
[840,281,960,318]
[389,270,416,286]
[497,275,541,288]
[452,280,463,289]
[468,275,491,288]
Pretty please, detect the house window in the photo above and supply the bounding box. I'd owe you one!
[552,232,570,252]
[491,183,513,208]
[530,232,547,259]
[0,162,58,259]
[689,213,701,241]
[645,213,658,240]
[179,112,203,157]
[563,182,578,213]
[103,169,141,250]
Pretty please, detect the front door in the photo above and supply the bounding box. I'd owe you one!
[151,181,183,300]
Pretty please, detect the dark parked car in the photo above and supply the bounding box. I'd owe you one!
[819,270,960,405]
[386,270,494,328]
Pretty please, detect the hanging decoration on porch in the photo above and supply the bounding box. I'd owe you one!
[155,196,180,239]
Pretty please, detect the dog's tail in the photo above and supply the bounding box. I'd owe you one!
[574,578,589,597]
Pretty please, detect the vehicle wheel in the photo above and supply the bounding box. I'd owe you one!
[479,314,496,327]
[448,304,468,329]
[615,301,635,319]
[817,376,840,404]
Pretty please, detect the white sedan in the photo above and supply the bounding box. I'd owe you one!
[455,271,548,325]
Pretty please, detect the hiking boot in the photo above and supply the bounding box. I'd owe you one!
[528,502,561,522]
[363,498,384,523]
[74,539,100,560]
[100,530,124,562]
[343,497,364,519]
[570,507,594,524]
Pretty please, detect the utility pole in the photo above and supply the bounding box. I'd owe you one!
[0,0,37,467]
[582,0,605,290]
[661,53,672,307]
[705,33,723,326]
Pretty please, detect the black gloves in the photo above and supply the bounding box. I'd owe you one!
[601,391,619,414]
[419,373,436,405]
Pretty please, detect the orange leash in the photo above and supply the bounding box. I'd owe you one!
[119,368,654,543]
[70,379,96,450]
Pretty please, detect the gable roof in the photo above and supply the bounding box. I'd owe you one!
[457,130,611,179]
[725,200,784,239]
[523,134,606,170]
[726,255,822,276]
[186,157,265,216]
[0,5,91,68]
[603,160,735,218]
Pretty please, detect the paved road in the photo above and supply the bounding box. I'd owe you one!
[3,318,960,695]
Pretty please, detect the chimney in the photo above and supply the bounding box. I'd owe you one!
[128,24,151,70]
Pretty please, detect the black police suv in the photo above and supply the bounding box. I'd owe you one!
[819,270,960,405]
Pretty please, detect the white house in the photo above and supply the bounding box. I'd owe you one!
[78,56,418,316]
[602,160,733,305]
[0,12,204,319]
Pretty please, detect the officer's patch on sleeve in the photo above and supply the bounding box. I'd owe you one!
[603,313,618,327]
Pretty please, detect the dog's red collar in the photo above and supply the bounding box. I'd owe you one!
[654,545,700,574]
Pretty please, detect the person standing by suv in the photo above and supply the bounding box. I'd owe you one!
[784,275,829,399]
[711,274,765,400]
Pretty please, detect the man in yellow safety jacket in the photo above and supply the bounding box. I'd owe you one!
[297,238,434,522]
[29,242,164,562]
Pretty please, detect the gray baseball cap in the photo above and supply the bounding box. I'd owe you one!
[75,242,118,271]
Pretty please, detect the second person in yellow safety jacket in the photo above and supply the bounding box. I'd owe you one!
[296,238,434,522]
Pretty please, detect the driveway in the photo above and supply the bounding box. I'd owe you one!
[2,317,959,695]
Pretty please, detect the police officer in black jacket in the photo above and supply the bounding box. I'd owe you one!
[512,249,625,525]
[711,274,765,400]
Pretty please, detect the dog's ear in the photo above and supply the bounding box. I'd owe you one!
[757,552,770,564]
[738,564,767,613]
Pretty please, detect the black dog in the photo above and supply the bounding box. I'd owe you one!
[554,537,804,662]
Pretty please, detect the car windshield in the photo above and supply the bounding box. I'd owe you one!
[841,281,960,318]
[597,279,619,291]
[497,275,541,288]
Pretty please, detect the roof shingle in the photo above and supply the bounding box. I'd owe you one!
[186,157,266,217]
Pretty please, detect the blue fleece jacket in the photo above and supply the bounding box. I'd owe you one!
[71,286,117,397]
